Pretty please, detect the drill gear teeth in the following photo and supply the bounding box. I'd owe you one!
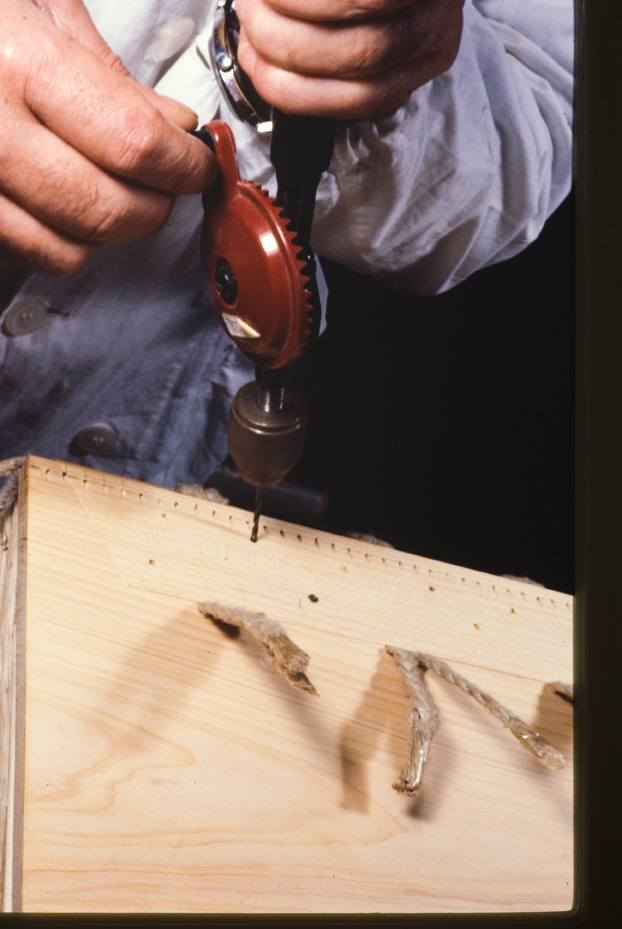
[199,120,313,369]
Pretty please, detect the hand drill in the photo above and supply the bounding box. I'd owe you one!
[200,1,336,540]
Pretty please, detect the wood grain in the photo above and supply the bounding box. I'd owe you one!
[3,456,573,913]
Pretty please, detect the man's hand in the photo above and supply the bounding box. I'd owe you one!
[0,0,217,277]
[235,0,464,119]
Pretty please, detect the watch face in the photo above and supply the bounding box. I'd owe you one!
[210,0,272,131]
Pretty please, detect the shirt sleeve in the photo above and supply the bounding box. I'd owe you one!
[309,0,574,295]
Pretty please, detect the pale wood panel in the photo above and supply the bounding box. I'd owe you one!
[9,456,572,913]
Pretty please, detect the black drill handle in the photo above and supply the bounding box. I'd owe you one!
[270,110,336,182]
[270,110,336,247]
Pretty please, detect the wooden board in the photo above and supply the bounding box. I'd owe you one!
[1,456,574,914]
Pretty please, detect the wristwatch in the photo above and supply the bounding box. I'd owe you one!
[209,0,273,132]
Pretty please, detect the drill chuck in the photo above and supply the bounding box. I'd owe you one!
[228,380,308,487]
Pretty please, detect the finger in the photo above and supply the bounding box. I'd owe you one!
[0,193,98,277]
[237,13,412,83]
[236,0,418,25]
[33,0,200,130]
[17,6,215,194]
[0,113,176,244]
[237,41,441,118]
[134,87,201,132]
[237,0,462,81]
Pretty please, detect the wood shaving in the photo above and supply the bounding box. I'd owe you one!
[175,484,229,505]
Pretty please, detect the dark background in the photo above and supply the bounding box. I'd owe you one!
[290,191,575,595]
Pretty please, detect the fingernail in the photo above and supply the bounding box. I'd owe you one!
[160,95,199,125]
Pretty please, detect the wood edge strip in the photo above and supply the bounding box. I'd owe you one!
[0,458,30,911]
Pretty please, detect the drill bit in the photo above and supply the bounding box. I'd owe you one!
[251,486,263,542]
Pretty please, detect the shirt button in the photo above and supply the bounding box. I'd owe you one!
[2,296,49,336]
[146,17,195,62]
[72,424,117,456]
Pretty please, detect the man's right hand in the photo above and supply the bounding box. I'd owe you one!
[0,0,217,277]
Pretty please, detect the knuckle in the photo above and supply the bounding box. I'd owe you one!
[78,185,131,240]
[82,190,173,243]
[82,203,127,242]
[110,107,164,175]
[349,28,392,74]
[94,44,129,78]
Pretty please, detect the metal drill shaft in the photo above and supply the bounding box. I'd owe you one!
[251,486,263,542]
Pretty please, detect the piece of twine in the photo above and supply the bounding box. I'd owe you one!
[385,645,567,797]
[198,601,318,695]
[384,646,440,796]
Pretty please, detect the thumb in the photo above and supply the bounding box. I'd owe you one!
[32,0,200,130]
